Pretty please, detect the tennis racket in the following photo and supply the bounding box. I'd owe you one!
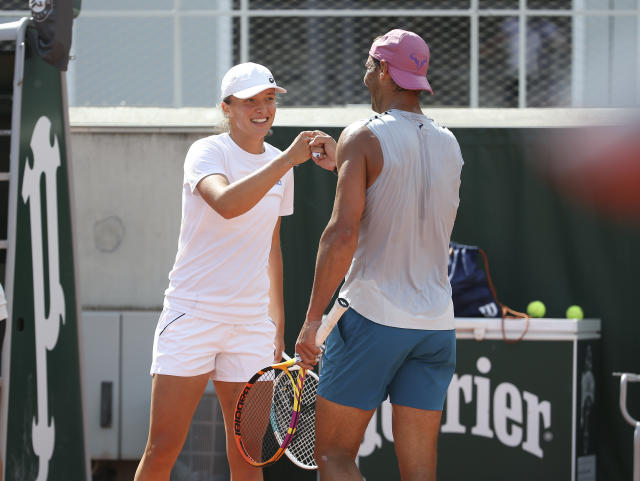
[271,354,319,470]
[233,356,304,467]
[233,297,349,468]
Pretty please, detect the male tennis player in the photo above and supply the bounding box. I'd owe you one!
[296,29,464,481]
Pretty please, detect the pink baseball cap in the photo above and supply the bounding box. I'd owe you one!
[369,29,433,94]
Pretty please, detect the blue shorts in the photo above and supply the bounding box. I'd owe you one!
[318,308,456,411]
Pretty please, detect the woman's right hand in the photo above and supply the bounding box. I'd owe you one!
[283,131,314,166]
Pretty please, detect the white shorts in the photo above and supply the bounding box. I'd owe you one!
[150,308,277,382]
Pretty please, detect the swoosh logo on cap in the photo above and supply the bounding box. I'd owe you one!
[269,77,274,83]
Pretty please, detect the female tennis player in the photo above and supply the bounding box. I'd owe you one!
[134,62,334,481]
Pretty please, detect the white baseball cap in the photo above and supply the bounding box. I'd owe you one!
[220,62,287,100]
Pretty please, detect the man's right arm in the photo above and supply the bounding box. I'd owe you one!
[295,123,383,367]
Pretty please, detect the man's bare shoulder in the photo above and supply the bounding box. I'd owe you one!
[339,120,377,148]
[336,119,383,184]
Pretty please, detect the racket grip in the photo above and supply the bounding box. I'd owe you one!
[315,297,349,346]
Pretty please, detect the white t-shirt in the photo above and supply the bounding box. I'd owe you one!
[340,110,463,330]
[164,133,294,323]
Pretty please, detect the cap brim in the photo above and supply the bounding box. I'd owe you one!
[388,65,433,94]
[232,84,287,99]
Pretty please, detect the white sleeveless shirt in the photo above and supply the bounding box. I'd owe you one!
[339,109,463,330]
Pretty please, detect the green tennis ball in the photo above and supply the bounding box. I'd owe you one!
[527,300,546,318]
[566,305,584,320]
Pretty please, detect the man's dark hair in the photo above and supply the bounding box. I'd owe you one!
[370,57,412,93]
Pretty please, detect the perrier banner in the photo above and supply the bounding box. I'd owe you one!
[2,32,89,481]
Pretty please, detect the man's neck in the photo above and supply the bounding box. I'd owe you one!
[376,93,423,115]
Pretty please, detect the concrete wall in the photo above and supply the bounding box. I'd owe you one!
[70,130,208,309]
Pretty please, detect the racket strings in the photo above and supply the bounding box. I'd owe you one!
[271,370,299,443]
[286,373,319,469]
[236,370,290,464]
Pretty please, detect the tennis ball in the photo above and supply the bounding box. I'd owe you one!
[527,300,546,318]
[566,305,584,320]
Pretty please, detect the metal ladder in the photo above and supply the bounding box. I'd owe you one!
[0,17,30,393]
[0,119,8,380]
[0,118,8,371]
[0,34,16,285]
[0,126,8,260]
